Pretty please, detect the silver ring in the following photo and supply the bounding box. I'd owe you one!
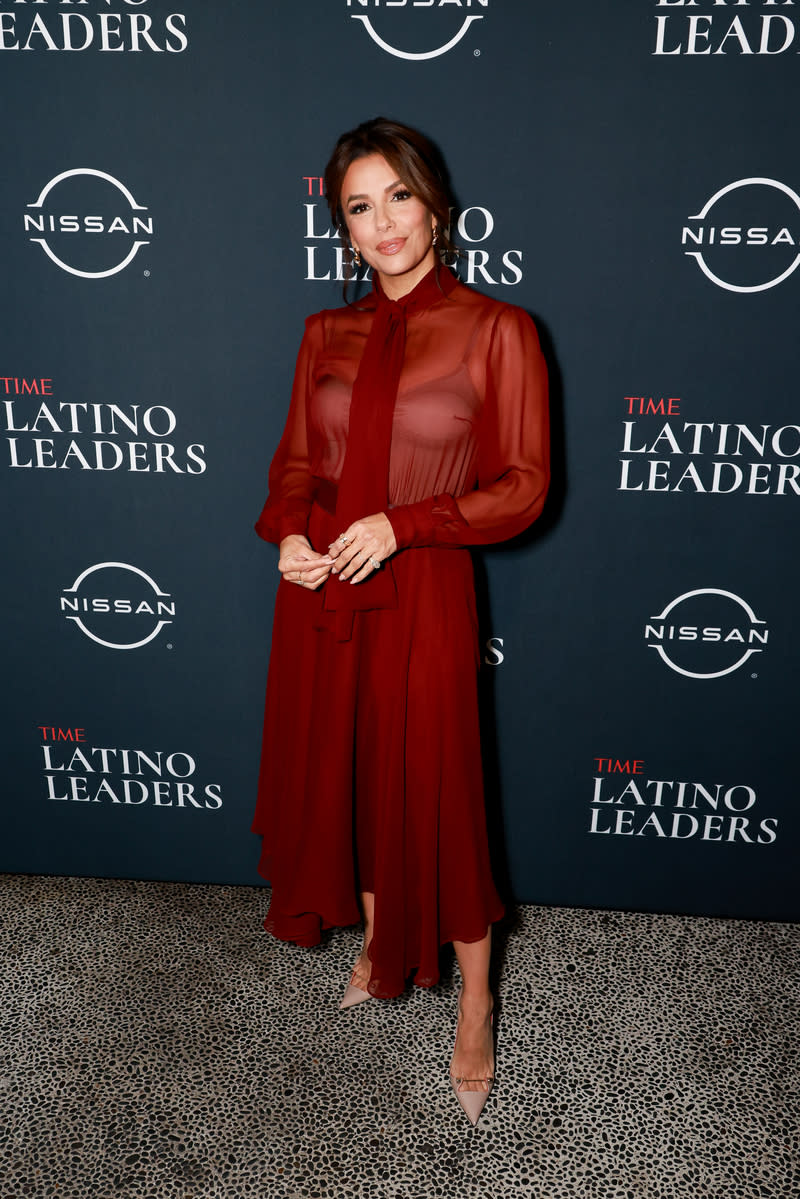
[338,534,351,545]
[369,557,381,570]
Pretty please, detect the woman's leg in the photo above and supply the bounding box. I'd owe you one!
[451,928,494,1092]
[350,890,375,990]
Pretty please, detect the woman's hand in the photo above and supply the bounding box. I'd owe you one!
[278,534,333,592]
[327,513,398,584]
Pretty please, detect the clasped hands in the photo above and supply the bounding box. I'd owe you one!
[278,513,397,591]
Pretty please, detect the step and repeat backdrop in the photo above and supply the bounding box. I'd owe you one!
[2,2,797,921]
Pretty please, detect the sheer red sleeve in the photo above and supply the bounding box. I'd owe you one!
[254,315,323,545]
[386,306,550,549]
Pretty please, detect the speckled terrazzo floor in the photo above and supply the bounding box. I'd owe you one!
[1,875,798,1199]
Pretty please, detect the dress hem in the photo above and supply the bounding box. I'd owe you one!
[260,886,505,999]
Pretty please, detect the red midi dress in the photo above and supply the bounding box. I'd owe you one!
[252,269,549,999]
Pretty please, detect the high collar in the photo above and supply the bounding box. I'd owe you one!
[372,263,459,314]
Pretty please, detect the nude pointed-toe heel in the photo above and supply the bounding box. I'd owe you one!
[449,990,495,1126]
[339,981,372,1009]
[449,1075,494,1127]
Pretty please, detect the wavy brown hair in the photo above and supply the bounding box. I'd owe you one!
[324,117,459,284]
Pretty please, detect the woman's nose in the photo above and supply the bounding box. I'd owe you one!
[375,206,394,231]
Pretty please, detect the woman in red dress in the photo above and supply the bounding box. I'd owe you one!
[252,118,549,1125]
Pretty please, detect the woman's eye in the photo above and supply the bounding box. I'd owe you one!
[348,202,369,216]
[392,189,411,202]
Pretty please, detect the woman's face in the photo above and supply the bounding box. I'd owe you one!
[341,153,437,299]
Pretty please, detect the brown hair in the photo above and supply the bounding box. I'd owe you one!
[324,116,459,282]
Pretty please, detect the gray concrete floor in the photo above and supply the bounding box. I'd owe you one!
[1,873,797,1199]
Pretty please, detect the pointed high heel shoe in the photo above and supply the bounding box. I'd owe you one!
[449,1075,494,1127]
[339,948,373,1009]
[449,991,495,1127]
[339,979,372,1009]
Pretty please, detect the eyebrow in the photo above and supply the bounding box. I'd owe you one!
[346,179,404,205]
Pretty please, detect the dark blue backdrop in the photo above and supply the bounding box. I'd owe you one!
[2,1,797,920]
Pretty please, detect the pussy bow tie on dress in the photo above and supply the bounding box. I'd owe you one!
[322,264,458,639]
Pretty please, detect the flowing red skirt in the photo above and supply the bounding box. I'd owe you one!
[252,506,504,998]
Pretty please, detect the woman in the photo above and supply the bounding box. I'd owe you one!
[252,118,549,1125]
